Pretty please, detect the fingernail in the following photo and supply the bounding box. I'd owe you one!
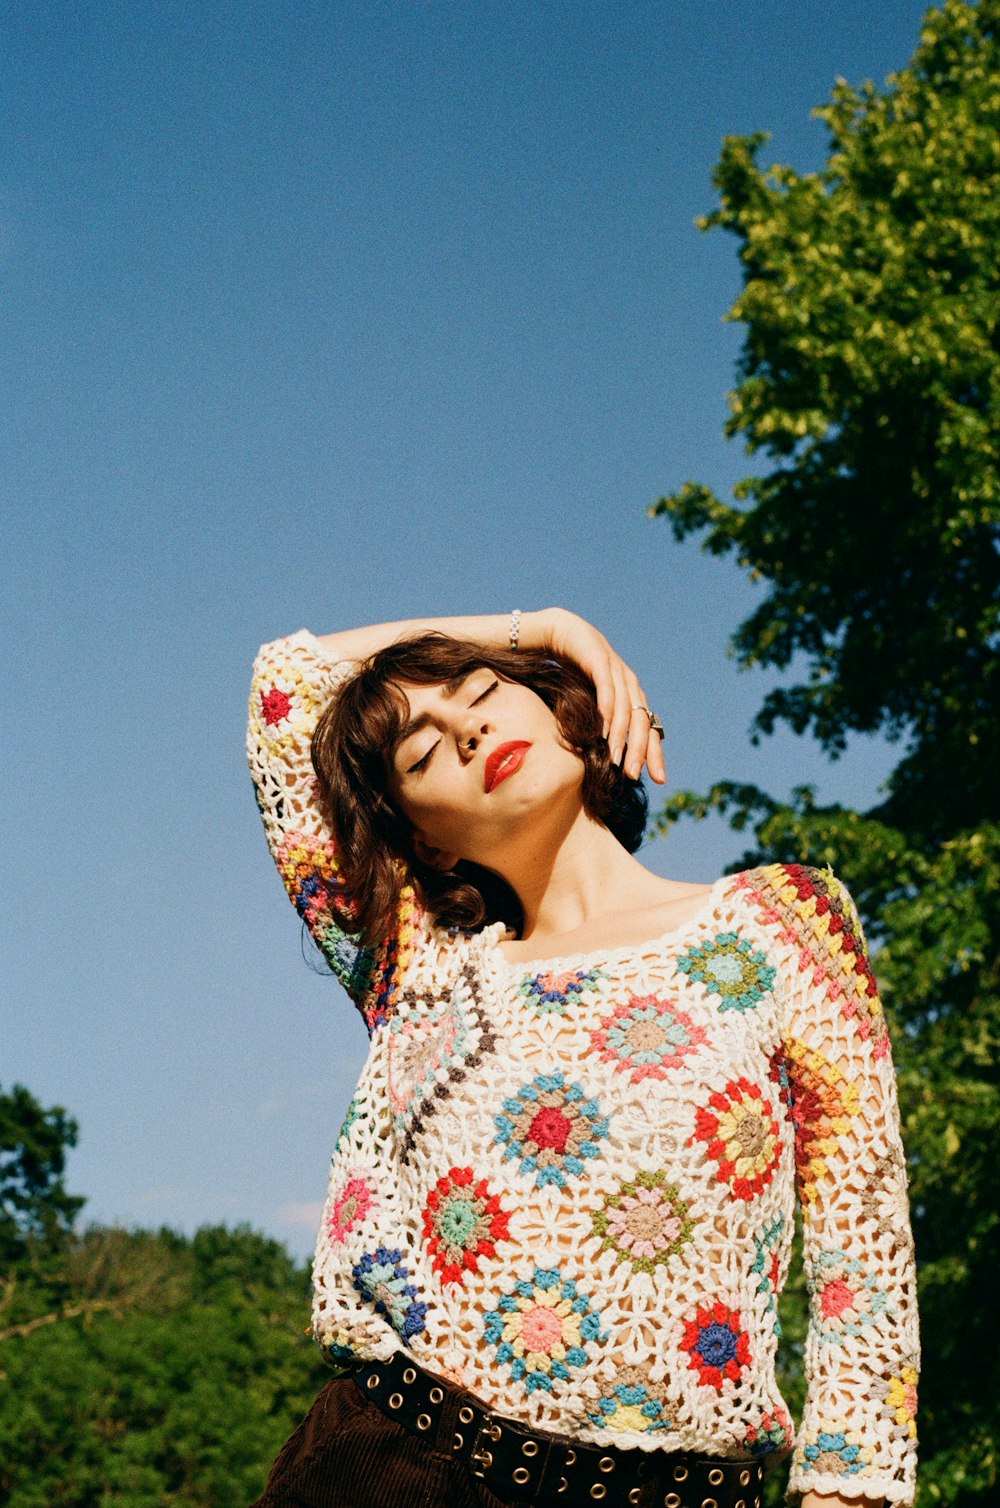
[611,744,623,765]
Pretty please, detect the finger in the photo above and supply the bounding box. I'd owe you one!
[589,654,618,740]
[606,664,634,764]
[646,720,667,784]
[620,669,649,779]
[623,705,652,780]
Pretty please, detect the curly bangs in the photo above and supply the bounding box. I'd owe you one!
[310,633,648,945]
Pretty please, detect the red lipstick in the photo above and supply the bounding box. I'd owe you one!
[485,741,531,792]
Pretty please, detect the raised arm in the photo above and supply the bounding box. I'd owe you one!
[315,607,666,784]
[248,609,665,1029]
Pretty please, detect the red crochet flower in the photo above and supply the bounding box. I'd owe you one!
[422,1167,511,1286]
[691,1077,782,1200]
[261,686,293,726]
[679,1301,752,1389]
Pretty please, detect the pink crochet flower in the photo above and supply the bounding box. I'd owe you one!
[327,1171,377,1244]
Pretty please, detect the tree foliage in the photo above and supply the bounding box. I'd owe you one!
[652,0,1000,840]
[0,1089,327,1506]
[0,1083,85,1265]
[652,4,1000,1504]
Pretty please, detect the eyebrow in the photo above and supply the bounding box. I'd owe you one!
[392,672,473,754]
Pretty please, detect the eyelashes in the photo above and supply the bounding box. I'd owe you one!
[405,679,499,775]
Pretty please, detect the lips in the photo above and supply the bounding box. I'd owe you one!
[485,741,532,792]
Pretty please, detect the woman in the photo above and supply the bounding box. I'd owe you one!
[247,608,919,1508]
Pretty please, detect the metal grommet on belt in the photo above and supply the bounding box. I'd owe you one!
[557,1480,569,1495]
[366,1374,380,1391]
[522,1440,539,1457]
[416,1413,431,1431]
[513,1467,530,1485]
[629,1491,642,1506]
[599,1456,615,1473]
[673,1464,689,1481]
[590,1487,607,1501]
[566,1449,577,1465]
[428,1386,443,1404]
[402,1367,416,1384]
[709,1467,725,1484]
[740,1471,751,1486]
[664,1495,681,1507]
[459,1406,474,1424]
[701,1498,718,1508]
[388,1392,403,1409]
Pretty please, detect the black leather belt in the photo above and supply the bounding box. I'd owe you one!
[353,1350,766,1507]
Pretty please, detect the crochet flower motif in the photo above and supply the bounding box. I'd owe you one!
[744,1404,792,1456]
[751,1213,786,1329]
[592,1170,695,1273]
[676,932,776,1013]
[483,1266,606,1393]
[351,1246,427,1343]
[494,1072,609,1189]
[589,995,709,1082]
[679,1300,752,1391]
[327,1170,378,1245]
[800,1423,875,1478]
[859,1147,915,1250]
[422,1167,511,1286]
[517,966,607,1016]
[260,686,293,725]
[250,667,322,754]
[691,1077,782,1200]
[878,1365,918,1440]
[589,1364,674,1434]
[810,1248,892,1344]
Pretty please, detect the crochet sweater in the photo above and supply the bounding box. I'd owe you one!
[248,631,920,1506]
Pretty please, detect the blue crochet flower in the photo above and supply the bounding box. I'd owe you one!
[352,1246,427,1342]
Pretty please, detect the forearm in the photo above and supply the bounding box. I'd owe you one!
[314,608,560,662]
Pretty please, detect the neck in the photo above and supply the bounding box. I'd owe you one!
[496,804,656,942]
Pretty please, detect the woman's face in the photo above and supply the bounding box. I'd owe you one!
[388,667,585,869]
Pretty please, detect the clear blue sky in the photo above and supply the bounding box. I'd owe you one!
[4,0,930,1258]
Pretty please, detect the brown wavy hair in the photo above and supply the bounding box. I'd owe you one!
[310,633,648,944]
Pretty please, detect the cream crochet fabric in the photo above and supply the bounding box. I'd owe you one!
[248,631,920,1505]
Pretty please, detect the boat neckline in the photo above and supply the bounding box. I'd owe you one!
[478,873,734,972]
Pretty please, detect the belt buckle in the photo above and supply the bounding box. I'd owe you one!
[469,1413,503,1478]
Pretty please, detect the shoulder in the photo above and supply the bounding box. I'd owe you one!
[721,862,863,941]
[727,862,888,1049]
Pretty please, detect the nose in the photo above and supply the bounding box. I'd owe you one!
[457,712,490,757]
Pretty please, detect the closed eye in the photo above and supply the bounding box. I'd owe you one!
[406,742,439,775]
[473,679,499,704]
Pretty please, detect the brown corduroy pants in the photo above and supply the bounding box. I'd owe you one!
[251,1375,517,1508]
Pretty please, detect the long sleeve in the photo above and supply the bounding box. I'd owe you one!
[247,630,425,1033]
[774,865,919,1505]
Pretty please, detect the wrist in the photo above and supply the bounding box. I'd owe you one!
[521,606,567,650]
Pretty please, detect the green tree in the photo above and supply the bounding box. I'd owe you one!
[651,3,1000,1504]
[0,1083,85,1264]
[0,1086,327,1504]
[655,0,999,839]
[0,1222,327,1507]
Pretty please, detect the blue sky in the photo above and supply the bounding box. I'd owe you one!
[4,0,930,1258]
